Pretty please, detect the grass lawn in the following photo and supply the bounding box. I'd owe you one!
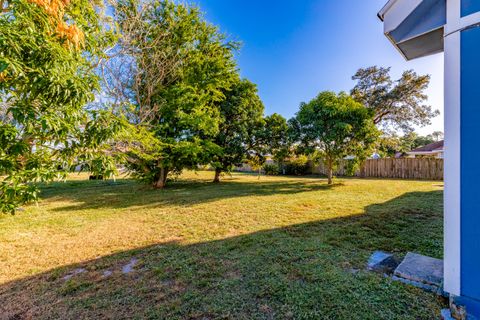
[0,171,445,319]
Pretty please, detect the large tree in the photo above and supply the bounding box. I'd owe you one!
[292,92,378,184]
[0,0,116,213]
[247,113,289,175]
[261,113,290,166]
[351,66,439,132]
[110,0,238,188]
[210,79,264,183]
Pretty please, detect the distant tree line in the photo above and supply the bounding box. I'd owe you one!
[0,0,439,212]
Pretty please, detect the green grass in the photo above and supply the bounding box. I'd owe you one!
[0,171,446,319]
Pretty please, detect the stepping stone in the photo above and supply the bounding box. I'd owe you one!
[348,268,360,275]
[441,308,478,320]
[393,252,443,292]
[102,270,113,278]
[122,258,138,274]
[367,251,399,274]
[63,268,87,281]
[441,309,455,320]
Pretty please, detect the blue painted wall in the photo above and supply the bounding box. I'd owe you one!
[462,0,480,17]
[461,26,480,305]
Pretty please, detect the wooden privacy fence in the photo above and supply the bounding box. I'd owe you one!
[312,158,444,180]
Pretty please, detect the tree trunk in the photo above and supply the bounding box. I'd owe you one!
[213,168,221,183]
[153,167,168,189]
[327,160,333,185]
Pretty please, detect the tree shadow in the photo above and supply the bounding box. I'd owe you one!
[1,190,445,319]
[39,176,341,212]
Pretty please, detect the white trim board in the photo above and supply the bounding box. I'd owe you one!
[379,0,423,33]
[446,8,480,36]
[443,0,461,296]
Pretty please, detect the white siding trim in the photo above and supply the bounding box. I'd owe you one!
[445,5,480,36]
[382,0,423,33]
[443,0,461,296]
[378,0,400,20]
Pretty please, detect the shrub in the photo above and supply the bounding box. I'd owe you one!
[284,155,310,175]
[343,159,359,177]
[263,163,280,175]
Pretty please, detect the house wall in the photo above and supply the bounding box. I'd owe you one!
[406,151,443,159]
[460,21,480,309]
[445,0,480,315]
[380,0,480,315]
[461,0,480,17]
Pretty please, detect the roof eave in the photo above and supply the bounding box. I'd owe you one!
[384,31,410,60]
[407,151,443,155]
[378,0,400,21]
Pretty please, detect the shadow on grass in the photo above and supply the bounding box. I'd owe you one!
[39,176,341,212]
[1,190,445,320]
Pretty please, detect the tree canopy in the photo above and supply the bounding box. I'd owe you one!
[210,79,264,183]
[0,0,117,213]
[292,91,379,184]
[259,113,290,164]
[243,113,289,176]
[109,0,238,188]
[351,66,439,132]
[2,0,444,214]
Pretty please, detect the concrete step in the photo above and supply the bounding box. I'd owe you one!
[392,252,443,294]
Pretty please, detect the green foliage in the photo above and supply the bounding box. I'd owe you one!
[292,91,379,184]
[351,66,439,132]
[249,113,290,166]
[246,154,264,173]
[343,159,359,177]
[0,0,117,213]
[262,163,279,176]
[376,134,403,157]
[113,0,238,188]
[210,79,264,182]
[376,131,444,157]
[403,132,440,150]
[284,155,310,176]
[263,113,291,163]
[70,110,127,178]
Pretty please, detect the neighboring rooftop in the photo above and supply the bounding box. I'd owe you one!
[411,140,444,153]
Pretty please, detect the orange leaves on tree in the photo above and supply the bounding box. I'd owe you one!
[27,0,84,49]
[27,0,68,16]
[56,21,84,49]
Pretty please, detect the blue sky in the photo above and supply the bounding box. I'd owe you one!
[191,0,444,135]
